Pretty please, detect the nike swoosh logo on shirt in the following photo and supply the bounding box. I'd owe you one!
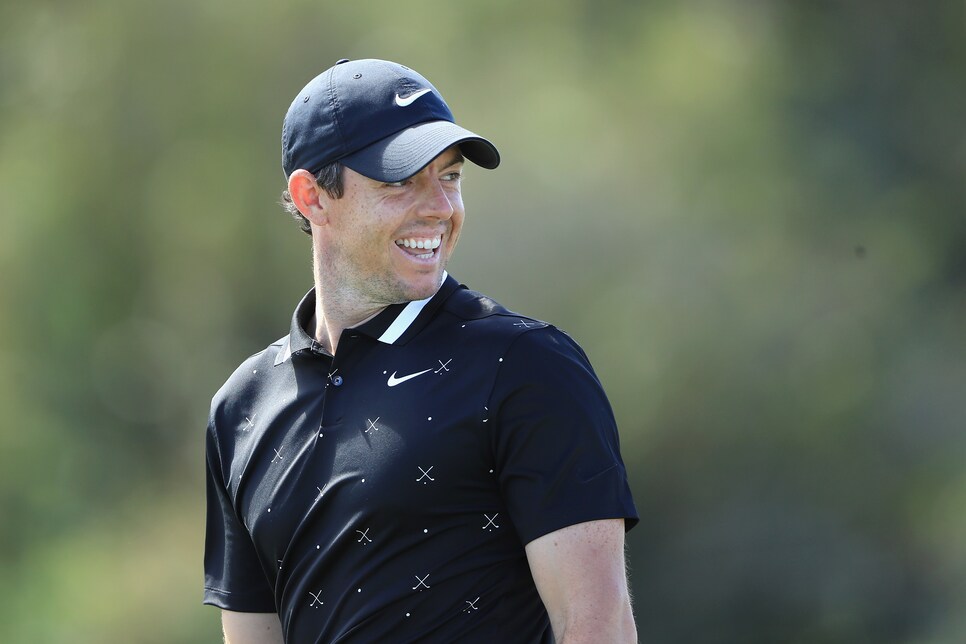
[394,88,432,107]
[387,368,433,387]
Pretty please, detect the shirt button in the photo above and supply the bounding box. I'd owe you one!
[332,375,344,387]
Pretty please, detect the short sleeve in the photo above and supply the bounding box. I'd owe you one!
[488,327,639,545]
[203,418,277,612]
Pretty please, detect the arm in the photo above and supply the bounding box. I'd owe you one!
[525,519,637,644]
[221,610,284,644]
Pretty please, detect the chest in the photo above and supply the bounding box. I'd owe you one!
[232,340,502,557]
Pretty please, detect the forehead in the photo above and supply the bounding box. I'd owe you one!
[434,145,465,166]
[403,144,465,177]
[350,145,464,183]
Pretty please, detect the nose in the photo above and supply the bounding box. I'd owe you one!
[415,178,455,220]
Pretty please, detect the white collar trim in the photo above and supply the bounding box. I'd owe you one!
[376,271,447,344]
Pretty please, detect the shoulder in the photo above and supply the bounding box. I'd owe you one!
[440,283,598,385]
[496,325,602,395]
[439,284,561,344]
[208,335,290,428]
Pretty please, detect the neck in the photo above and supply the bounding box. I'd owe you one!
[310,246,386,355]
[308,239,446,354]
[312,286,384,355]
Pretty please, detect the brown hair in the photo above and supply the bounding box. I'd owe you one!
[278,162,345,235]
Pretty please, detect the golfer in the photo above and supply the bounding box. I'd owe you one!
[203,58,639,643]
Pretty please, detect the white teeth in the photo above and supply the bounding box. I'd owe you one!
[396,236,442,251]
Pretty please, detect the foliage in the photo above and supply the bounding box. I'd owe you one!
[1,0,963,641]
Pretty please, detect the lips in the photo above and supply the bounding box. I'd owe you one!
[395,235,442,259]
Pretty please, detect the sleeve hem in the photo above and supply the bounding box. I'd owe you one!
[519,507,640,547]
[203,586,277,613]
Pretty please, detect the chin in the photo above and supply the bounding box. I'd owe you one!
[399,271,444,302]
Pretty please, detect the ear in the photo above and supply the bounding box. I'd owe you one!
[288,169,329,226]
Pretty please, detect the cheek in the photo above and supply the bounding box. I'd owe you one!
[450,202,465,238]
[338,206,386,254]
[446,223,464,254]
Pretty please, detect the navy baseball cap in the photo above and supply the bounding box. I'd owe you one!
[282,58,500,182]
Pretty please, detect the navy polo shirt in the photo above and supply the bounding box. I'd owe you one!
[204,275,638,643]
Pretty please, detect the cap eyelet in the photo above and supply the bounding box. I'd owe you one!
[303,96,310,103]
[353,73,362,79]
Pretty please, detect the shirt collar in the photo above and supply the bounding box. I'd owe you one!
[276,272,460,365]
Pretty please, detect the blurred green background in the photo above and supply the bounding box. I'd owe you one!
[1,0,964,642]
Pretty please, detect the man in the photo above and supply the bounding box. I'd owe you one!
[204,58,638,643]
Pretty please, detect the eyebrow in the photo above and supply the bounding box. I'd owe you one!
[440,150,465,168]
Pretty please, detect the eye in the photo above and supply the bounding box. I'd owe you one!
[383,179,409,188]
[442,171,462,182]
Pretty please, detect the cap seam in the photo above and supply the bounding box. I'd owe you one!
[281,58,499,179]
[325,66,346,167]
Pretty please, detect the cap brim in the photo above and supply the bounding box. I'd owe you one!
[340,120,500,183]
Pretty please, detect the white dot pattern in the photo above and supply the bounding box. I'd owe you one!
[210,282,610,642]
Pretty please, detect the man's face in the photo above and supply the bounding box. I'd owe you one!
[320,146,465,307]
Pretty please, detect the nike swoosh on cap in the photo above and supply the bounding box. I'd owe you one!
[387,368,433,387]
[394,88,432,107]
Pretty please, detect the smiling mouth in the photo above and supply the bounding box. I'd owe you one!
[395,235,442,260]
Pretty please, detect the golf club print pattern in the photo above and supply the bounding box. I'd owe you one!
[272,348,501,598]
[205,276,634,642]
[246,340,518,625]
